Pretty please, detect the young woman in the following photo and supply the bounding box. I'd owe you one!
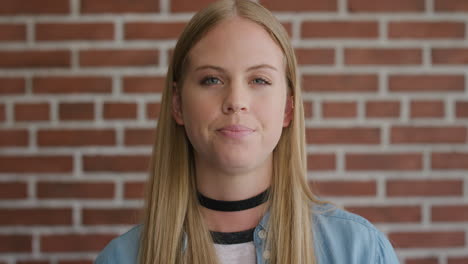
[95,0,399,263]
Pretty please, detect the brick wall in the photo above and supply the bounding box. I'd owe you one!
[0,0,467,263]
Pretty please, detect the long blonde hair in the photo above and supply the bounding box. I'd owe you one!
[138,0,324,263]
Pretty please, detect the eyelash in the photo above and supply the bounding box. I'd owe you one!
[200,76,222,86]
[200,76,272,86]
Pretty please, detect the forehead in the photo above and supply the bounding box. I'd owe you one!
[187,16,285,71]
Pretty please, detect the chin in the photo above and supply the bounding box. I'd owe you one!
[221,160,255,171]
[216,156,253,170]
[217,156,268,175]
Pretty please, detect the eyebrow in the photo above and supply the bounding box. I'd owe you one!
[194,64,278,73]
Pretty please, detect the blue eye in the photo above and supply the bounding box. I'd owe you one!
[252,78,271,85]
[201,77,222,86]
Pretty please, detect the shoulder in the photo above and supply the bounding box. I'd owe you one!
[94,224,143,264]
[311,203,400,264]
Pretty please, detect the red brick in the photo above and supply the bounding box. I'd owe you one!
[59,103,94,121]
[261,0,337,11]
[349,0,425,12]
[322,101,357,118]
[0,182,27,199]
[58,260,93,264]
[411,100,444,118]
[346,153,422,171]
[302,74,378,92]
[366,101,400,118]
[122,76,165,93]
[83,155,150,172]
[146,103,161,119]
[456,101,468,118]
[33,76,112,94]
[17,260,49,264]
[0,77,25,94]
[0,24,26,41]
[0,0,69,15]
[307,153,335,171]
[37,182,114,199]
[38,129,115,146]
[0,208,72,226]
[81,0,159,13]
[82,208,142,225]
[310,180,377,196]
[41,234,116,252]
[0,235,31,252]
[281,22,293,38]
[391,126,466,144]
[124,128,156,146]
[346,206,421,223]
[435,0,468,12]
[80,49,158,67]
[303,101,313,118]
[124,181,145,199]
[406,258,438,264]
[36,23,114,41]
[306,127,380,144]
[14,103,50,121]
[389,22,465,39]
[302,21,378,39]
[448,257,468,264]
[295,48,335,65]
[103,102,137,119]
[433,48,468,65]
[0,104,4,122]
[170,0,217,12]
[387,180,463,197]
[389,231,465,248]
[389,75,465,92]
[432,152,468,169]
[0,129,28,147]
[125,22,185,40]
[0,50,70,68]
[432,205,468,222]
[345,48,422,65]
[0,155,73,173]
[0,103,4,121]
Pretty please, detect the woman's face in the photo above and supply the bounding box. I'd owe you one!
[173,16,292,175]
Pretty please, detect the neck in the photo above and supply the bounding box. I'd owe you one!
[195,155,272,232]
[200,203,268,232]
[195,156,272,201]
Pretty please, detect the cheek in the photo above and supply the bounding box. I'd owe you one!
[255,95,287,128]
[181,93,217,136]
[184,95,216,117]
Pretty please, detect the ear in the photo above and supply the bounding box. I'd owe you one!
[172,82,184,125]
[283,95,294,127]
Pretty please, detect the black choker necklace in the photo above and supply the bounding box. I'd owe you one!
[197,188,269,212]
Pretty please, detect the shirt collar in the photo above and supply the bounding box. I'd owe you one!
[258,209,270,230]
[182,208,271,251]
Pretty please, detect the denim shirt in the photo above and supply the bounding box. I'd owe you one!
[94,203,400,263]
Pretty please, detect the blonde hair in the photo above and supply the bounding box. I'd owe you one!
[138,0,324,263]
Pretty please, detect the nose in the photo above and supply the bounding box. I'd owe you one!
[222,82,248,115]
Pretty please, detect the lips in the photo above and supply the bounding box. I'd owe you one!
[217,125,254,139]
